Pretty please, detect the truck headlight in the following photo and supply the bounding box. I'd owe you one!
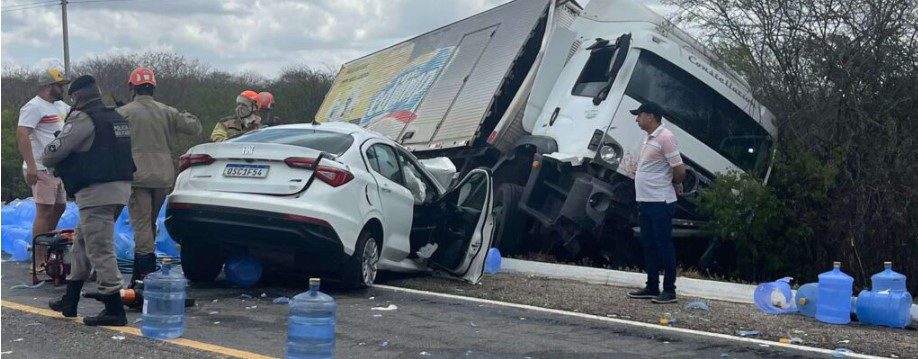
[599,144,622,165]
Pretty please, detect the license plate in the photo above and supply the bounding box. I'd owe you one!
[223,164,269,178]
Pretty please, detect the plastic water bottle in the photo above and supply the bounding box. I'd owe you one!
[816,262,854,325]
[855,289,912,328]
[795,283,819,318]
[286,278,336,359]
[870,262,906,293]
[753,277,796,314]
[225,256,263,287]
[142,258,188,339]
[484,248,502,274]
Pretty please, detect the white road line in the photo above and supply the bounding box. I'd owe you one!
[373,284,886,359]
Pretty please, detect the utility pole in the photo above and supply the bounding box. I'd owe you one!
[61,0,70,76]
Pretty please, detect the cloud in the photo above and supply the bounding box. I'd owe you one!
[1,0,513,77]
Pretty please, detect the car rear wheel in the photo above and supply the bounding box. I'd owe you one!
[181,243,225,282]
[341,230,379,289]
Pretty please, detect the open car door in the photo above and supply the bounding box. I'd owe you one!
[426,168,495,283]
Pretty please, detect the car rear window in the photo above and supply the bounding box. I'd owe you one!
[230,128,355,155]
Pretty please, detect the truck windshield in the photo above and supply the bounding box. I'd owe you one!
[625,51,773,178]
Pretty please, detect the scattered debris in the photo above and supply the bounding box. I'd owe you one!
[380,341,389,347]
[245,305,258,310]
[720,354,729,358]
[358,342,366,346]
[469,322,478,327]
[735,330,759,337]
[372,314,382,318]
[659,313,678,325]
[273,297,290,304]
[758,344,770,348]
[1,351,13,355]
[208,311,219,315]
[12,339,23,342]
[684,301,710,311]
[465,350,474,356]
[779,337,803,344]
[368,296,375,300]
[24,323,41,327]
[454,288,465,292]
[832,348,854,358]
[238,294,252,299]
[10,282,45,290]
[213,321,221,325]
[111,335,125,341]
[212,299,219,303]
[419,352,431,356]
[519,317,526,320]
[837,340,850,344]
[260,293,267,298]
[133,318,143,324]
[371,304,398,311]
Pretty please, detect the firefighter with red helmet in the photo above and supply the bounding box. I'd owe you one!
[256,91,277,125]
[211,90,262,142]
[115,67,201,287]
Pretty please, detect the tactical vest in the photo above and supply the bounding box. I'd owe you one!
[57,106,136,195]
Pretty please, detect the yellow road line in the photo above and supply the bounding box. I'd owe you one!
[1,300,277,359]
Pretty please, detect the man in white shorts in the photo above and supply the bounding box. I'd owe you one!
[16,67,71,271]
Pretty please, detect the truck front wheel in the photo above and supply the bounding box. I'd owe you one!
[493,184,528,255]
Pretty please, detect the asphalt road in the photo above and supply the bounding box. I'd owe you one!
[1,261,820,358]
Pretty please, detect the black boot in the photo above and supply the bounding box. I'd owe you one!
[130,253,157,289]
[83,293,127,326]
[49,280,84,317]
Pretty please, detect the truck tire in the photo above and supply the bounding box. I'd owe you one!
[493,183,527,255]
[181,244,224,282]
[341,230,379,289]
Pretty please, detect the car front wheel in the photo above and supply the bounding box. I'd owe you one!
[341,230,379,289]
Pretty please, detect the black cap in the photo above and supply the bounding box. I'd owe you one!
[67,74,96,95]
[629,102,664,117]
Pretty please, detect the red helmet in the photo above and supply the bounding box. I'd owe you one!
[257,91,274,109]
[236,90,260,106]
[129,67,157,87]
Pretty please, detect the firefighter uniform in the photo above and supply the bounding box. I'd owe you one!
[117,95,201,280]
[210,114,262,142]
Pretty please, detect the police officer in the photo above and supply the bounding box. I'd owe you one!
[44,75,135,326]
[210,90,262,142]
[117,67,201,287]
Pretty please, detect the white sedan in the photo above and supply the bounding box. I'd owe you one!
[165,122,495,288]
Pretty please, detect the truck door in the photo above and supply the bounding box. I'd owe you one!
[531,34,632,157]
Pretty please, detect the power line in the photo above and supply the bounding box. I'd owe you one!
[1,1,59,12]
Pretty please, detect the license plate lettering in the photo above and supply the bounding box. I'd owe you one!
[223,164,269,178]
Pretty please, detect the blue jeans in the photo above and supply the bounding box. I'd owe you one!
[639,201,676,293]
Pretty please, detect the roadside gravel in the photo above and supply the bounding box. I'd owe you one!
[380,272,917,358]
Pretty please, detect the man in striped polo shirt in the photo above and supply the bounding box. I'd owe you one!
[626,102,686,304]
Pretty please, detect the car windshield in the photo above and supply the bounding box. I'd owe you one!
[229,128,355,156]
[625,51,773,178]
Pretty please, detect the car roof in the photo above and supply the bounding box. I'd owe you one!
[266,122,397,145]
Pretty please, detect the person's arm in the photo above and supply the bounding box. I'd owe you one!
[672,164,686,196]
[176,111,203,136]
[16,126,38,185]
[42,116,93,167]
[661,133,686,196]
[211,121,227,142]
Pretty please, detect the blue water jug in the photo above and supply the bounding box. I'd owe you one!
[871,262,907,293]
[286,278,336,359]
[484,248,502,274]
[795,283,819,318]
[142,258,188,339]
[753,277,796,314]
[225,256,262,287]
[855,289,912,328]
[816,262,854,325]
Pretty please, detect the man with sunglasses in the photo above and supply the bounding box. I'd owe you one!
[16,67,71,272]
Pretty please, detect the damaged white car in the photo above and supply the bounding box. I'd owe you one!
[165,122,495,288]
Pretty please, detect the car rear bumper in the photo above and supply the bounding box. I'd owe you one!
[165,201,349,269]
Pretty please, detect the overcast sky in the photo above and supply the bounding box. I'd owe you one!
[1,0,669,78]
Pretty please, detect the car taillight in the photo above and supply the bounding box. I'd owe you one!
[284,157,354,187]
[178,154,214,172]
